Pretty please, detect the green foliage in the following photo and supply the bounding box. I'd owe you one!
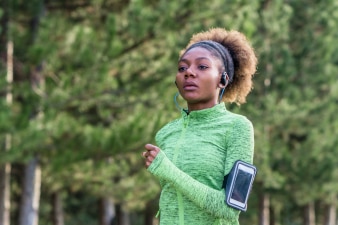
[1,0,338,224]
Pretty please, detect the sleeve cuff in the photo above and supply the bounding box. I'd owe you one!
[147,150,166,175]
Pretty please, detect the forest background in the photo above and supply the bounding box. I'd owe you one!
[0,0,338,225]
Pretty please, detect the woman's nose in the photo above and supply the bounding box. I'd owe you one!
[185,67,196,78]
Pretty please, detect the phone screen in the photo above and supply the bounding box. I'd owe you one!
[230,169,253,203]
[225,161,257,211]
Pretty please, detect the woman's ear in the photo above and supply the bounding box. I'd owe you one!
[218,83,226,89]
[219,72,229,88]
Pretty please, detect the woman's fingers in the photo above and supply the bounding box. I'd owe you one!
[145,143,158,151]
[143,144,160,168]
[142,151,148,158]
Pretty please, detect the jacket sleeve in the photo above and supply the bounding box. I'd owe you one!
[224,116,254,175]
[147,117,254,220]
[147,150,239,220]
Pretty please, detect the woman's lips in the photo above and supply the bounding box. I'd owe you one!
[183,82,198,91]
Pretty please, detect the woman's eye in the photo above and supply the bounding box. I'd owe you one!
[178,66,187,72]
[198,65,208,70]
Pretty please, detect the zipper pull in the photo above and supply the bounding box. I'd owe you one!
[184,115,190,127]
[155,209,160,218]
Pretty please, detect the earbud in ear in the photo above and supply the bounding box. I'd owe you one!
[220,72,228,86]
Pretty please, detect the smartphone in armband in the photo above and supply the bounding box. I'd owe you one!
[224,160,257,211]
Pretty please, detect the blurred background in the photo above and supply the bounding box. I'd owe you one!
[0,0,337,225]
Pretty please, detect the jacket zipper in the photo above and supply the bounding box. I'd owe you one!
[175,115,189,224]
[157,114,190,223]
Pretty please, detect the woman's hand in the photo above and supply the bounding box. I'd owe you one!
[142,144,160,168]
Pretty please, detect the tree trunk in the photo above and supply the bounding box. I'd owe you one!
[324,196,336,225]
[303,202,316,225]
[99,197,115,225]
[144,199,158,225]
[0,156,11,225]
[19,157,41,225]
[259,192,270,225]
[144,203,154,225]
[114,204,130,225]
[19,61,44,225]
[0,39,14,225]
[51,192,64,225]
[18,2,45,223]
[270,204,275,225]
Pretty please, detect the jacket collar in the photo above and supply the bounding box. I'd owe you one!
[181,103,226,120]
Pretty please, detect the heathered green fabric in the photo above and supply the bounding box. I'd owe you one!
[148,103,254,225]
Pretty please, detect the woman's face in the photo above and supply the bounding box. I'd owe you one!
[176,47,223,111]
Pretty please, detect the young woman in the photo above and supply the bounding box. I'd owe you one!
[142,28,257,225]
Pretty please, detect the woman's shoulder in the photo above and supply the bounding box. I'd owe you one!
[224,109,252,122]
[224,110,253,131]
[235,116,254,135]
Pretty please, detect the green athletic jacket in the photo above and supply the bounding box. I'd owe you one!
[148,103,254,225]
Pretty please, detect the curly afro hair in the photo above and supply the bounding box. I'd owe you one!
[179,28,258,104]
